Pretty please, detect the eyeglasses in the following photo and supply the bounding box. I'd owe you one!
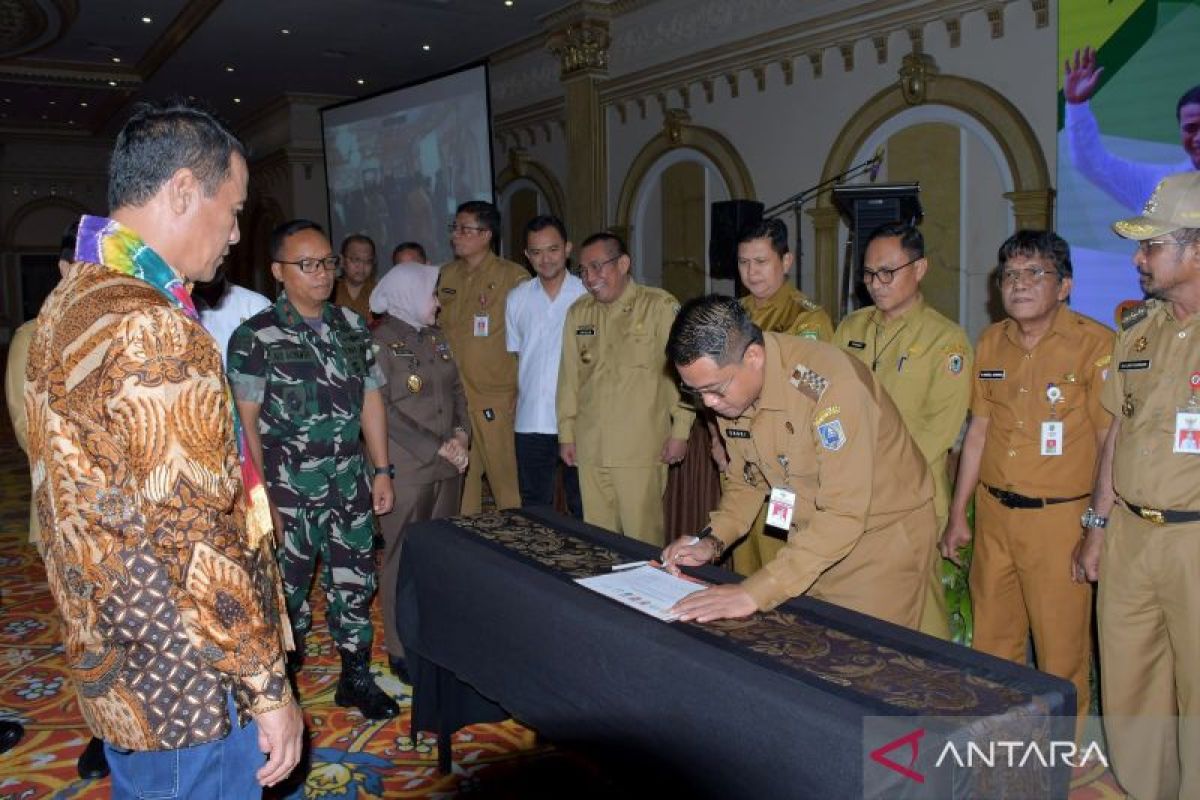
[277,255,342,274]
[861,256,920,285]
[578,254,621,275]
[1137,238,1187,256]
[448,223,488,236]
[997,267,1055,287]
[678,342,751,402]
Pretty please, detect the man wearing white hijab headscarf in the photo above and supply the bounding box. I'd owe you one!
[370,265,469,680]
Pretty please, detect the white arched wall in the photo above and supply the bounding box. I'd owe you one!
[629,147,732,293]
[851,105,1015,341]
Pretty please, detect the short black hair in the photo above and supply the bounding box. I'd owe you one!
[59,219,79,263]
[667,294,764,368]
[340,233,376,258]
[997,229,1072,280]
[107,99,245,211]
[865,221,924,260]
[392,241,428,262]
[525,214,569,244]
[270,219,324,262]
[579,230,628,257]
[1178,85,1200,121]
[457,200,501,250]
[737,218,788,257]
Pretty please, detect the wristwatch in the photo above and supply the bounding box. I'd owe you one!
[373,464,395,479]
[693,526,726,562]
[1080,507,1107,530]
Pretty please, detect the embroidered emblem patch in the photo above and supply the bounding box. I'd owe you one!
[948,353,964,374]
[817,419,846,451]
[789,364,828,401]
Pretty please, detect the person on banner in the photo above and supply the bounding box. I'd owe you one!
[834,221,972,640]
[227,219,399,720]
[438,200,529,513]
[714,218,834,577]
[335,234,379,321]
[661,295,936,627]
[1074,171,1200,800]
[940,230,1112,726]
[1064,46,1199,212]
[369,262,469,684]
[24,100,303,795]
[506,215,587,517]
[558,231,695,546]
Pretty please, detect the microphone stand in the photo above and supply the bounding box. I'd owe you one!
[762,154,880,294]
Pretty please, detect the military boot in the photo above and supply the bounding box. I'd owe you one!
[335,649,399,720]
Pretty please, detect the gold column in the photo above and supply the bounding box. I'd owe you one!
[547,17,609,239]
[1003,189,1056,231]
[807,205,843,323]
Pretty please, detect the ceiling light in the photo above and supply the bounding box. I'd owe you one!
[422,44,431,51]
[505,0,515,6]
[111,56,121,63]
[68,120,75,125]
[280,28,290,34]
[225,66,235,72]
[356,78,365,85]
[141,16,152,23]
[79,101,88,107]
[233,97,241,103]
[107,80,117,86]
[48,100,56,105]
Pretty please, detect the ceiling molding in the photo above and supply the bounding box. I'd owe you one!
[0,58,138,88]
[136,0,222,80]
[599,0,1017,107]
[0,0,77,60]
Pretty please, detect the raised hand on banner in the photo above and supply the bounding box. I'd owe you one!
[1064,46,1104,104]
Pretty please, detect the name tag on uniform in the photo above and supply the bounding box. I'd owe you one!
[1040,421,1063,456]
[978,369,1006,380]
[1174,411,1200,453]
[725,428,750,438]
[765,486,796,530]
[474,314,489,337]
[847,340,866,350]
[1118,359,1150,371]
[576,326,595,336]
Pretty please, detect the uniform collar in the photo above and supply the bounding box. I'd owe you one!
[870,295,925,330]
[749,333,790,414]
[1002,303,1073,348]
[273,290,336,330]
[599,277,638,311]
[748,283,794,313]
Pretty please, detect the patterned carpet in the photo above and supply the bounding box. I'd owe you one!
[0,384,1128,798]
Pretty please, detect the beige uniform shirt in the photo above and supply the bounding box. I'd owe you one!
[557,280,695,467]
[972,306,1114,497]
[741,284,833,340]
[834,298,972,519]
[438,252,529,403]
[712,333,933,610]
[1104,300,1200,510]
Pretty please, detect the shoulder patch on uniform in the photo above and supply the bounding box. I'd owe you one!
[798,328,819,340]
[813,405,841,426]
[1095,354,1112,368]
[800,296,821,312]
[1119,302,1148,331]
[946,348,965,375]
[817,419,846,451]
[789,364,828,401]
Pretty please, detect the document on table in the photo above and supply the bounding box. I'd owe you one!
[575,565,707,621]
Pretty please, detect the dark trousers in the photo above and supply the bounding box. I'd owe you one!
[515,432,582,519]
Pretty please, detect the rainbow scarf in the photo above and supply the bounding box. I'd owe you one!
[76,215,275,550]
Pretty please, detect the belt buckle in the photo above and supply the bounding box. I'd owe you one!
[1139,507,1166,525]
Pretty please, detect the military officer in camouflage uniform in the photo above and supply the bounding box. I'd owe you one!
[228,219,399,720]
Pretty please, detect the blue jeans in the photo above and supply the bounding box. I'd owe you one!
[104,694,263,799]
[515,432,582,518]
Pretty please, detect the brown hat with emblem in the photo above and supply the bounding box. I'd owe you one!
[1113,171,1200,240]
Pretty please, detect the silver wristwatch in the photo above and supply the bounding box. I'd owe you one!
[1080,507,1108,530]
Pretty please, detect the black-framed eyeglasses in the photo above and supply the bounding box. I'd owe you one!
[448,223,488,236]
[861,256,920,285]
[996,266,1055,288]
[277,255,342,274]
[578,254,621,275]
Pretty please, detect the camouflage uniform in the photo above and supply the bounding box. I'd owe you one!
[228,292,385,653]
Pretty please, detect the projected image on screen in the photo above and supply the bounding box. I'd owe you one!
[1057,1,1200,327]
[322,64,493,267]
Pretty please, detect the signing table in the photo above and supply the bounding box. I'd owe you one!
[397,508,1075,798]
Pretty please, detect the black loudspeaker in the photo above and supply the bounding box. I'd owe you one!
[709,200,764,280]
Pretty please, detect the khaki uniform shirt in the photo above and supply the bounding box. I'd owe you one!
[834,298,972,519]
[438,252,529,404]
[1103,300,1200,510]
[971,306,1114,497]
[374,315,469,485]
[741,284,833,340]
[334,277,376,321]
[558,280,695,467]
[712,333,933,610]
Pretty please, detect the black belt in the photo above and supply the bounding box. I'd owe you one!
[1123,500,1200,525]
[985,485,1089,510]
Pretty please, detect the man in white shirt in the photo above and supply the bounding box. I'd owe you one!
[1064,46,1199,212]
[506,215,586,516]
[193,266,272,364]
